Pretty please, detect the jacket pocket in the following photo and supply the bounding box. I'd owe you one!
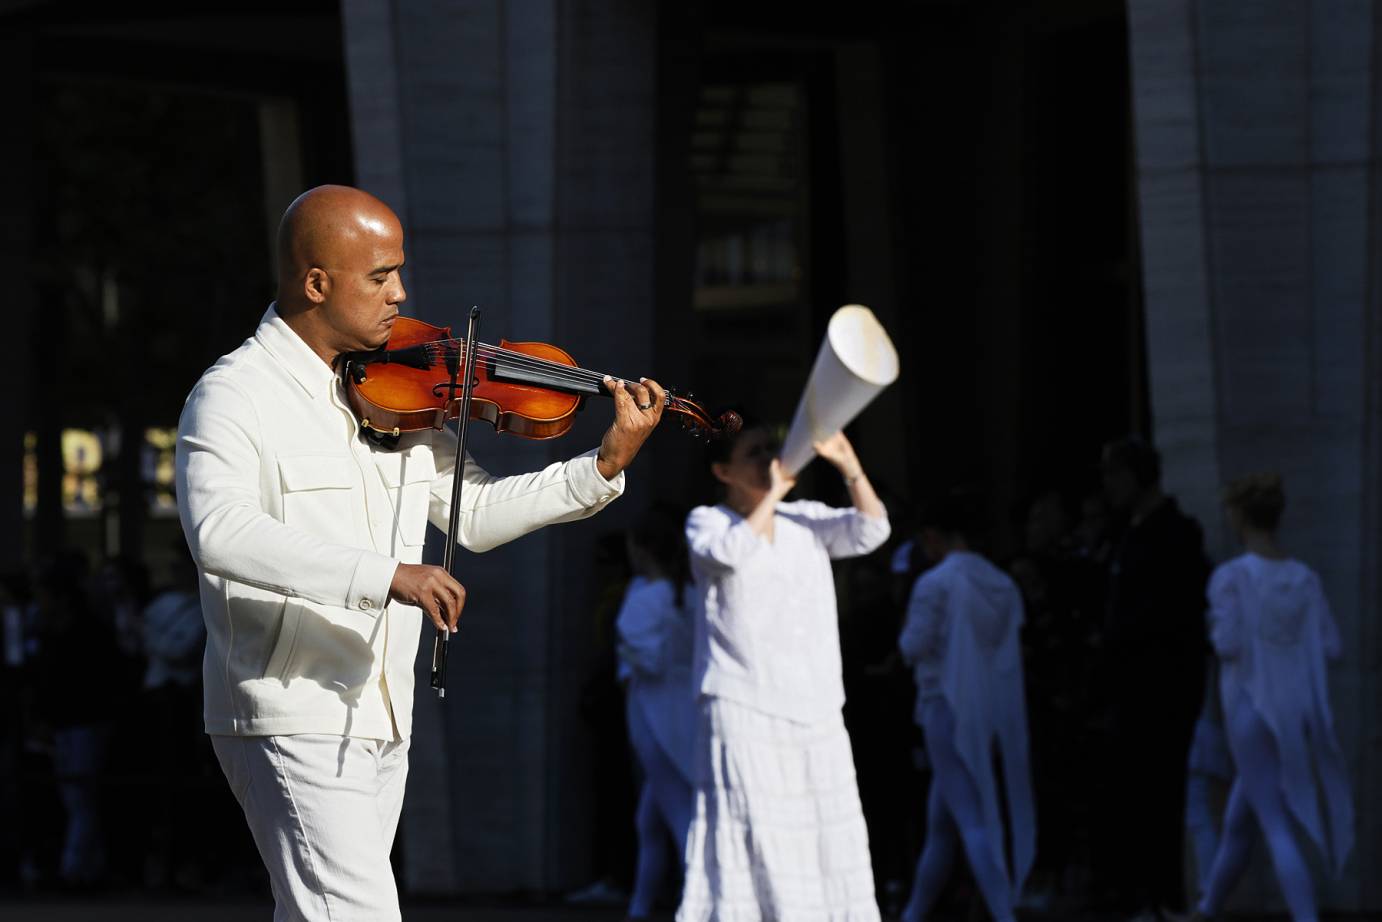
[278,453,356,537]
[378,444,434,547]
[261,598,304,682]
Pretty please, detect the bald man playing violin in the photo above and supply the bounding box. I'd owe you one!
[175,185,662,922]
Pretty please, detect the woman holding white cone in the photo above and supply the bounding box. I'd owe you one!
[678,421,890,922]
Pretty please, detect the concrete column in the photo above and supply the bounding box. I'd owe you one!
[1126,0,1225,554]
[342,0,657,892]
[1128,0,1379,910]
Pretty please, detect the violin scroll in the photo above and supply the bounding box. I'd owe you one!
[663,389,743,441]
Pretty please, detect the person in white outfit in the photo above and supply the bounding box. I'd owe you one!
[897,491,1035,922]
[617,503,698,921]
[1192,473,1353,922]
[141,546,209,888]
[1184,696,1232,898]
[679,421,890,922]
[176,185,663,922]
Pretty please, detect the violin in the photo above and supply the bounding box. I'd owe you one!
[339,315,740,442]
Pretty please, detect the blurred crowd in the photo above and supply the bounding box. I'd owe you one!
[0,431,1342,921]
[570,434,1331,922]
[0,543,262,897]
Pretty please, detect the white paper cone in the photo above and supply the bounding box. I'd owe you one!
[779,305,900,475]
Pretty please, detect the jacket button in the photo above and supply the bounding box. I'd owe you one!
[359,599,373,611]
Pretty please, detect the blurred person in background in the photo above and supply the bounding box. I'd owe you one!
[897,490,1034,922]
[0,569,33,888]
[679,419,889,922]
[1183,693,1232,903]
[839,496,919,917]
[566,530,637,909]
[1,567,60,890]
[1009,487,1105,910]
[140,541,207,890]
[1191,473,1352,922]
[96,556,150,667]
[1097,437,1211,921]
[1072,488,1115,565]
[90,554,150,887]
[615,502,696,922]
[31,549,120,889]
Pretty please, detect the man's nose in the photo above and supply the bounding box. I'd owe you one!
[391,276,408,304]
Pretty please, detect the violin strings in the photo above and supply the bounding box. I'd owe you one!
[406,339,603,383]
[464,349,614,391]
[412,340,637,392]
[452,343,615,386]
[365,336,694,411]
[417,337,611,382]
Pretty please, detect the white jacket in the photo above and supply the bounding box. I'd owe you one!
[176,307,623,741]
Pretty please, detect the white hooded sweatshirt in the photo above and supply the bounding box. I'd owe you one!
[1208,553,1353,876]
[899,550,1036,902]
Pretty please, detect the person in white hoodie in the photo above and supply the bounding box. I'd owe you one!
[617,503,698,921]
[679,420,890,922]
[1191,473,1352,922]
[897,491,1035,922]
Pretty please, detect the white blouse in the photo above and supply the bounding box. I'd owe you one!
[685,500,890,725]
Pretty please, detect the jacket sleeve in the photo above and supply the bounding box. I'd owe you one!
[899,572,948,666]
[685,505,765,574]
[1207,566,1242,660]
[425,428,624,553]
[176,376,397,617]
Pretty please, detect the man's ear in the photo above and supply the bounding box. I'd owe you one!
[710,461,732,486]
[304,267,330,304]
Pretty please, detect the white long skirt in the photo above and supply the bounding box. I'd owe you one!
[677,697,880,922]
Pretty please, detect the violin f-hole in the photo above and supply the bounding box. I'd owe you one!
[432,379,480,398]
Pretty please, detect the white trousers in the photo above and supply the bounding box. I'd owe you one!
[212,733,410,922]
[627,692,693,919]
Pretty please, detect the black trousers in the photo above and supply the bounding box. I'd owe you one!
[1098,682,1203,913]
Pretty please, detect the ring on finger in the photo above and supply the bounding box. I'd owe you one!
[637,402,654,410]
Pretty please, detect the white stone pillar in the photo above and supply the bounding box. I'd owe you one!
[1128,0,1379,910]
[341,0,656,893]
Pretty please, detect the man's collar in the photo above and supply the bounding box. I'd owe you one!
[253,303,338,399]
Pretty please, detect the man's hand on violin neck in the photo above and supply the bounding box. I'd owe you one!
[389,563,465,633]
[596,376,665,481]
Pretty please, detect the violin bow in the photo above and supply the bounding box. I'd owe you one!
[431,306,482,699]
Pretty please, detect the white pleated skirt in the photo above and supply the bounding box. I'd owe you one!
[677,697,880,922]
